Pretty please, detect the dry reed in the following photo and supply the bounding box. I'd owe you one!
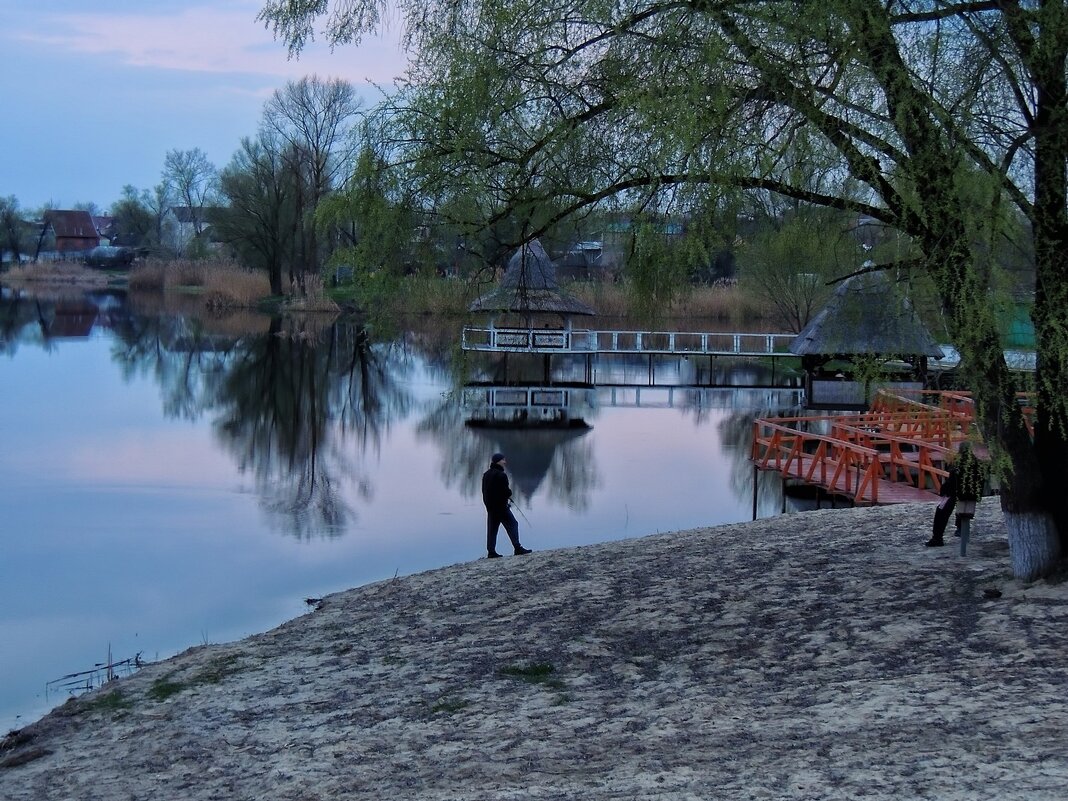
[568,281,773,323]
[282,274,340,313]
[0,262,112,287]
[130,259,271,309]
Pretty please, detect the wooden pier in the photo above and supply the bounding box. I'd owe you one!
[461,325,797,357]
[750,390,981,508]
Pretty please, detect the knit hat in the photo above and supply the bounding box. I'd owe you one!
[491,452,506,464]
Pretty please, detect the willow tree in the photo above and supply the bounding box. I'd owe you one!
[260,0,1068,579]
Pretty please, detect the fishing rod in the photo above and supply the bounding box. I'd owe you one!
[509,499,532,528]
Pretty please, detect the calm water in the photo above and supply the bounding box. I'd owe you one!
[0,289,803,730]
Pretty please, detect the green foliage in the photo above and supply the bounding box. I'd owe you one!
[737,208,862,332]
[0,196,29,265]
[319,143,418,282]
[215,131,300,294]
[621,220,691,322]
[109,185,157,249]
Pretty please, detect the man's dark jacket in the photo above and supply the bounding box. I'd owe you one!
[482,463,512,511]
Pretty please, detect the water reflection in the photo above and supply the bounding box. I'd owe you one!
[0,290,806,538]
[116,314,417,538]
[2,289,421,538]
[1,289,815,731]
[418,393,599,511]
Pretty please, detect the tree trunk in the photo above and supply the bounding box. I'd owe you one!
[1005,512,1062,582]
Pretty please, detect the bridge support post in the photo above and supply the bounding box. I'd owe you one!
[752,466,758,521]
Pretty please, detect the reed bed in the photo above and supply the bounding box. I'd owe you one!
[567,280,773,323]
[129,259,271,309]
[396,276,476,315]
[0,261,113,286]
[280,275,340,313]
[357,275,773,323]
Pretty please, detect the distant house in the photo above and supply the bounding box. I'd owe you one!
[44,210,100,252]
[164,206,222,255]
[36,210,101,260]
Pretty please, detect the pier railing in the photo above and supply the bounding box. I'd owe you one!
[461,326,796,356]
[750,419,887,503]
[750,406,964,504]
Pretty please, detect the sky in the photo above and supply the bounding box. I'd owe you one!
[0,0,408,213]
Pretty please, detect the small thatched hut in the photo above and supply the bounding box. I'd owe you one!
[789,271,943,407]
[468,239,596,320]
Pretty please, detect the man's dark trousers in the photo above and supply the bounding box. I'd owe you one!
[487,507,521,554]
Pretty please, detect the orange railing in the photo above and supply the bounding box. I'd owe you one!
[751,418,885,503]
[751,388,1038,504]
[750,393,977,503]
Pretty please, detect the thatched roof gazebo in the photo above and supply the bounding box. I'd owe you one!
[468,239,596,319]
[789,271,944,407]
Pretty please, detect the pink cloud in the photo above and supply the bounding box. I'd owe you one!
[18,5,407,85]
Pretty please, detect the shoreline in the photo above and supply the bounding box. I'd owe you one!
[3,502,1067,799]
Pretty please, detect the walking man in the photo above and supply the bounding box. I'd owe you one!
[481,452,532,558]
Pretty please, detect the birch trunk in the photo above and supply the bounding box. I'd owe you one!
[1005,511,1062,583]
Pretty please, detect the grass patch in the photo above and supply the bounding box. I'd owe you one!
[499,662,561,686]
[191,654,244,686]
[430,697,470,715]
[146,655,243,702]
[54,689,135,717]
[148,674,185,702]
[79,690,133,714]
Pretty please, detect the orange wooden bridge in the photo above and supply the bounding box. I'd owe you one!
[750,389,1004,508]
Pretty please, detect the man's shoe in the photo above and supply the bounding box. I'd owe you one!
[925,538,944,547]
[487,552,503,559]
[514,546,532,555]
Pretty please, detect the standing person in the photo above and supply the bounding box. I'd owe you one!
[481,452,532,558]
[926,441,986,547]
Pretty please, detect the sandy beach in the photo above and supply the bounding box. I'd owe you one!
[2,501,1066,800]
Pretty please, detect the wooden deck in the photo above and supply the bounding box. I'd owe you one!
[750,390,981,506]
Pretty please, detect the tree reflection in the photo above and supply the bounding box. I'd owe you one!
[110,308,415,539]
[0,290,40,355]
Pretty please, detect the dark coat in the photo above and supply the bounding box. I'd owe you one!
[481,463,512,511]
